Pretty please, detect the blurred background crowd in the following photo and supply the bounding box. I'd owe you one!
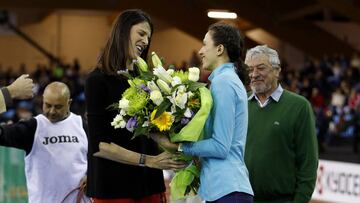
[1,51,360,158]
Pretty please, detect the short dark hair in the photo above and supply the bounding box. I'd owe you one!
[98,9,153,75]
[208,23,249,84]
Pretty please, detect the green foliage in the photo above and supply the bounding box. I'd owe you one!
[133,126,150,139]
[186,81,207,92]
[154,99,172,119]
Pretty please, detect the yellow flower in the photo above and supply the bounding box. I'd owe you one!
[150,110,173,131]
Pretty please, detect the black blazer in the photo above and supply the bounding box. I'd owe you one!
[85,68,165,198]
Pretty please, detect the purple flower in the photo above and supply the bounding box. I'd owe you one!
[139,84,151,93]
[126,117,137,132]
[181,118,190,125]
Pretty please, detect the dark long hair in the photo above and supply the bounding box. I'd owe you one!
[208,23,249,85]
[98,9,153,75]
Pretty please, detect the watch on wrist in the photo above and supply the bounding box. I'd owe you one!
[139,153,146,167]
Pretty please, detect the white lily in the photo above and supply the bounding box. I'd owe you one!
[135,56,148,72]
[167,85,188,109]
[150,90,164,106]
[177,85,186,93]
[167,69,175,76]
[175,91,187,109]
[188,67,200,82]
[151,52,163,68]
[147,81,160,91]
[171,76,182,87]
[156,79,172,94]
[153,66,173,84]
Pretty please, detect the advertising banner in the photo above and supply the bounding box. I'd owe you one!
[312,159,360,203]
[0,147,27,203]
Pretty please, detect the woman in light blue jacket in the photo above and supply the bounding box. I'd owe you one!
[152,23,253,203]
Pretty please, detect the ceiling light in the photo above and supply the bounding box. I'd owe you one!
[207,11,237,19]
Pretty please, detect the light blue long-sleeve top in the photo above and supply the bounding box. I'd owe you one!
[182,63,253,201]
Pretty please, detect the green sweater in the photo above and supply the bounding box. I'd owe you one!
[245,90,318,203]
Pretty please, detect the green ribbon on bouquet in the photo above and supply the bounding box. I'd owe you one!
[169,86,213,200]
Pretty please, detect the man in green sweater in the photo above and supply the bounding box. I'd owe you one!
[244,45,318,203]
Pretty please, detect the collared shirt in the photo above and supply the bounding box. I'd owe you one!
[182,63,253,201]
[248,84,284,107]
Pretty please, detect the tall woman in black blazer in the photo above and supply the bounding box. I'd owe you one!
[85,9,184,203]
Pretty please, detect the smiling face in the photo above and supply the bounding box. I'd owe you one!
[198,31,220,71]
[128,21,151,60]
[246,54,280,97]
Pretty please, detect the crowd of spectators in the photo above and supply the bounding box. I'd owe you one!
[1,52,360,154]
[0,58,86,124]
[281,52,360,153]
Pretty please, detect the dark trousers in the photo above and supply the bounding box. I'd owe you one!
[93,192,166,203]
[206,192,253,203]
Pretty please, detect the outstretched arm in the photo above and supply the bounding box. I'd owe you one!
[0,74,34,113]
[7,74,34,99]
[94,142,188,170]
[0,118,37,154]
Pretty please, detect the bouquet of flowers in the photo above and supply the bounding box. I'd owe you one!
[110,52,213,200]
